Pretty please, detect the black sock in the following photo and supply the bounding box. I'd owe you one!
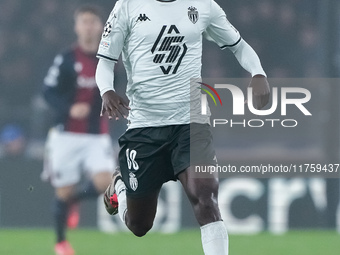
[72,180,99,202]
[53,197,69,243]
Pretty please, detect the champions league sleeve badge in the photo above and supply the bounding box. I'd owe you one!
[102,22,112,38]
[188,6,199,24]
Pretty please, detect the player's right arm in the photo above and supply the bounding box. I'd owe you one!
[96,59,130,120]
[95,0,130,120]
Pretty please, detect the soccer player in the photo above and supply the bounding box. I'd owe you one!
[96,0,269,254]
[42,5,116,255]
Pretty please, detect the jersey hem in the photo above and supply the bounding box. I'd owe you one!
[127,120,210,130]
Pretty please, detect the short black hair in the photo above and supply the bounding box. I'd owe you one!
[74,4,103,21]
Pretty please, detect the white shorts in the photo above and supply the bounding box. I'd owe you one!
[43,129,116,188]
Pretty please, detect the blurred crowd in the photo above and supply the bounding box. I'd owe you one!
[203,0,322,78]
[0,0,325,158]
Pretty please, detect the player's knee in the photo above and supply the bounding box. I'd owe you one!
[55,186,75,202]
[130,224,152,237]
[92,171,112,193]
[127,220,153,237]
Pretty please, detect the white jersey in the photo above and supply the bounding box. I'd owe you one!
[97,0,241,129]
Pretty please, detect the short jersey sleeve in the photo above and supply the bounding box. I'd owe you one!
[203,0,241,49]
[97,0,129,62]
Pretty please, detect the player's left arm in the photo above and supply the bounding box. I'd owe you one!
[229,40,270,110]
[204,0,270,109]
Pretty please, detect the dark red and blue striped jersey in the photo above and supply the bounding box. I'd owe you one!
[43,45,108,134]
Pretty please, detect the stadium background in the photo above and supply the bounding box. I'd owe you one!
[0,0,340,254]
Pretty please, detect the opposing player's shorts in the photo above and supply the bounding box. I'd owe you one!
[118,123,216,198]
[43,129,116,188]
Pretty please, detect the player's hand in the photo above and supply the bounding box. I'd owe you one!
[101,90,130,120]
[69,102,91,120]
[248,74,270,110]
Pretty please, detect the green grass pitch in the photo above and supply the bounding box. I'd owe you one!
[0,229,339,255]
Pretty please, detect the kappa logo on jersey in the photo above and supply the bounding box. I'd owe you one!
[136,14,151,22]
[151,25,187,75]
[188,6,199,24]
[129,172,138,191]
[102,22,112,38]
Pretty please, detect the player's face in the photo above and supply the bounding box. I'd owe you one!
[74,12,103,43]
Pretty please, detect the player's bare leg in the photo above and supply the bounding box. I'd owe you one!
[56,185,75,201]
[178,168,221,225]
[178,166,228,255]
[125,191,160,237]
[69,171,112,203]
[65,171,112,229]
[92,171,112,193]
[54,171,112,255]
[104,169,160,237]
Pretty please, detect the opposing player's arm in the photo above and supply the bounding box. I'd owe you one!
[42,53,73,115]
[204,0,270,109]
[95,0,130,120]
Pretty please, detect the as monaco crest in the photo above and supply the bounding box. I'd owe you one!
[129,172,138,191]
[188,6,199,24]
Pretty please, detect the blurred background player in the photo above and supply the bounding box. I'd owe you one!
[41,5,115,255]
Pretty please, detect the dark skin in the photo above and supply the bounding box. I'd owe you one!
[248,74,270,109]
[124,169,220,237]
[101,75,270,236]
[100,91,130,120]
